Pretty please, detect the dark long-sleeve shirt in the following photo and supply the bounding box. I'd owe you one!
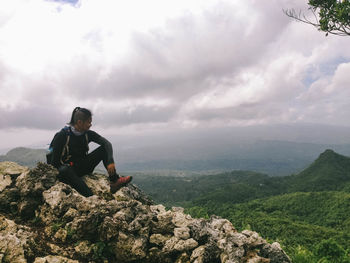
[50,126,114,169]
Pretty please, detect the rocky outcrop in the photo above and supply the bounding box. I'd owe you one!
[0,162,291,263]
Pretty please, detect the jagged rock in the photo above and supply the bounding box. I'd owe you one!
[190,245,206,263]
[74,240,92,258]
[0,161,28,176]
[113,232,147,261]
[175,252,190,263]
[0,162,291,263]
[0,162,29,214]
[15,162,58,219]
[150,233,172,246]
[260,242,291,263]
[0,173,12,192]
[242,230,265,247]
[0,215,35,263]
[174,227,191,239]
[154,209,176,234]
[174,238,199,252]
[33,255,79,263]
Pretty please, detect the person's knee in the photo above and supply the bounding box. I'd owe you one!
[58,165,70,174]
[58,165,93,197]
[96,146,107,155]
[58,165,73,181]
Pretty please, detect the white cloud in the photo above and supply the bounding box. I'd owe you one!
[0,0,350,150]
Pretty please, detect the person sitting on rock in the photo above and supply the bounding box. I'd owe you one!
[48,106,132,197]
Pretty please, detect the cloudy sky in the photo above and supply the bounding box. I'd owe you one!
[1,0,350,151]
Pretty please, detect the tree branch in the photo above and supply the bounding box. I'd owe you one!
[283,8,350,36]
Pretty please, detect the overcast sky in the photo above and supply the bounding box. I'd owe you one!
[1,0,350,151]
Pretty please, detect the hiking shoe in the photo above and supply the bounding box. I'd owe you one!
[110,176,132,193]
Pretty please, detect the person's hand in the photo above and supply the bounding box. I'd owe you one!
[107,163,116,176]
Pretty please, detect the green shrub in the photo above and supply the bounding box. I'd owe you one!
[51,221,65,233]
[315,239,350,263]
[290,245,317,263]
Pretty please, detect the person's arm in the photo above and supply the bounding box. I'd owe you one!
[51,131,66,169]
[88,131,115,165]
[88,131,116,177]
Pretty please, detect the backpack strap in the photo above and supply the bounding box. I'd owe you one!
[60,126,72,164]
[85,133,89,154]
[59,127,90,163]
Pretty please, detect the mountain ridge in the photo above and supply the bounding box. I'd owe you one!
[5,140,350,176]
[286,149,350,192]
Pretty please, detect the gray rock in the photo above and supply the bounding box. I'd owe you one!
[0,162,291,263]
[174,227,191,240]
[260,242,291,263]
[33,255,79,263]
[150,233,172,246]
[0,174,12,192]
[0,215,34,263]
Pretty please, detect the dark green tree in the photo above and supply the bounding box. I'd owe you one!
[284,0,350,36]
[315,239,350,262]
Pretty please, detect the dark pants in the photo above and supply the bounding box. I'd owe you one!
[58,146,109,197]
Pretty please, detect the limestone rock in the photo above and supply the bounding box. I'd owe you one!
[260,242,291,263]
[0,215,34,263]
[150,233,172,246]
[0,161,29,176]
[33,255,79,263]
[0,173,12,192]
[0,162,291,263]
[174,227,191,240]
[190,245,206,263]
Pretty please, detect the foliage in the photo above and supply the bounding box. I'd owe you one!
[184,206,209,219]
[186,203,350,261]
[133,170,281,206]
[289,243,350,263]
[284,0,350,36]
[136,150,350,207]
[137,149,350,261]
[315,239,350,263]
[51,221,65,233]
[290,245,317,263]
[286,150,350,192]
[91,242,113,261]
[30,216,42,226]
[186,191,350,248]
[65,225,76,241]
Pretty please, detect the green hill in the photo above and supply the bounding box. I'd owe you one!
[193,191,350,233]
[185,191,350,261]
[0,147,46,167]
[181,151,350,262]
[132,170,275,206]
[187,149,350,207]
[286,149,350,192]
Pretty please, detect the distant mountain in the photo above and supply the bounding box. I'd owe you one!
[118,140,350,176]
[135,149,350,208]
[180,151,350,260]
[5,142,350,179]
[197,149,350,205]
[286,149,350,192]
[0,147,46,167]
[132,170,281,206]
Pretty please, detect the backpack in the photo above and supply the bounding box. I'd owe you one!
[46,126,89,165]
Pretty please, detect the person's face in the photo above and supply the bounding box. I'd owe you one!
[76,117,92,132]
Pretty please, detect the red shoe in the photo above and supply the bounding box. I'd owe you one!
[110,176,133,193]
